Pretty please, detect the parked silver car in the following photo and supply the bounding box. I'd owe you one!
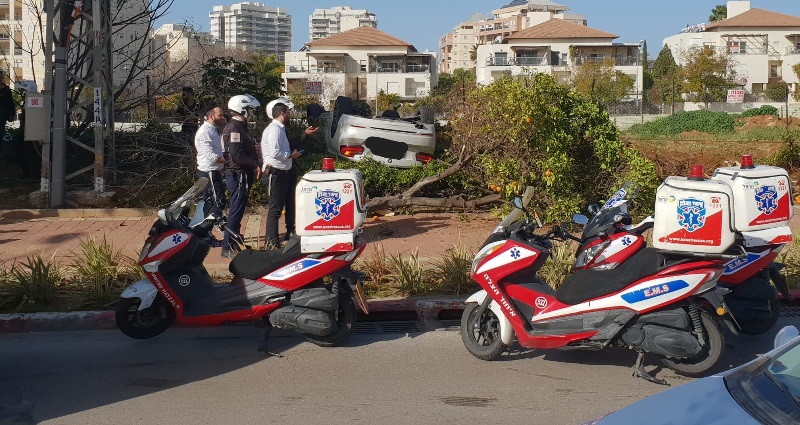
[320,97,435,168]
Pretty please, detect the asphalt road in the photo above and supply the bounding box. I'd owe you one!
[1,316,798,425]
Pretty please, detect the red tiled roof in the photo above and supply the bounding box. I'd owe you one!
[708,8,800,29]
[506,19,617,40]
[307,26,416,51]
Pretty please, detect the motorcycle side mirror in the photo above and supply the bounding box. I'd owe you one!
[513,196,528,213]
[572,214,589,226]
[588,204,600,216]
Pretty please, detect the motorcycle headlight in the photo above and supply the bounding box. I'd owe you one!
[574,240,610,268]
[471,241,505,275]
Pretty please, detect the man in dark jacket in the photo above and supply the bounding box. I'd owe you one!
[221,94,261,258]
[0,73,16,145]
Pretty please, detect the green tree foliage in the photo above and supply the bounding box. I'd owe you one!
[198,56,257,109]
[651,45,682,103]
[795,64,800,101]
[709,5,728,22]
[376,90,401,114]
[247,53,285,106]
[571,58,635,109]
[766,81,790,102]
[679,46,736,107]
[448,73,659,220]
[431,68,476,98]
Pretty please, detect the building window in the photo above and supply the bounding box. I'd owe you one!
[587,53,604,62]
[770,64,780,78]
[729,41,746,54]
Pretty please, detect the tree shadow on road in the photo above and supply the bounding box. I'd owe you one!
[361,216,452,241]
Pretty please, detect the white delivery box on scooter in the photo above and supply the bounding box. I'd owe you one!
[711,154,793,232]
[295,159,366,253]
[653,165,736,254]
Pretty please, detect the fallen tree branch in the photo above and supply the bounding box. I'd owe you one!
[366,194,502,211]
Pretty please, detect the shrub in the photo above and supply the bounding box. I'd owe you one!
[769,133,800,169]
[765,81,789,102]
[739,105,779,118]
[628,110,735,138]
[8,254,64,311]
[538,241,575,289]
[354,243,396,298]
[387,249,435,296]
[69,237,135,309]
[433,244,476,295]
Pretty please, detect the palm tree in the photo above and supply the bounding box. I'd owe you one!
[469,43,480,63]
[709,5,727,22]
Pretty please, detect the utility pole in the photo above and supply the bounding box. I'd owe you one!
[43,0,114,207]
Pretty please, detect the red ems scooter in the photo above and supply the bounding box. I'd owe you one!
[462,175,742,385]
[116,161,370,354]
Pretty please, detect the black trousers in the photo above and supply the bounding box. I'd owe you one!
[264,167,297,248]
[197,169,226,218]
[223,169,253,251]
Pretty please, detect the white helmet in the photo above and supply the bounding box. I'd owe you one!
[266,97,295,119]
[227,94,260,115]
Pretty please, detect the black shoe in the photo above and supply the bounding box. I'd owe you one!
[284,232,296,241]
[221,249,234,259]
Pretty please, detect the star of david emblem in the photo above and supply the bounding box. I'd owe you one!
[510,248,521,259]
[755,186,778,215]
[621,236,632,247]
[677,198,706,232]
[315,190,342,221]
[172,234,182,244]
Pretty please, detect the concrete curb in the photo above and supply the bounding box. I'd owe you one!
[0,208,155,219]
[0,297,467,334]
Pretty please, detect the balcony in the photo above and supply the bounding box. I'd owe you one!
[786,47,800,55]
[487,56,548,66]
[406,64,430,73]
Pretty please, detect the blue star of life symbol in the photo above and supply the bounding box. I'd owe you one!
[172,234,182,244]
[510,248,521,259]
[621,236,632,246]
[755,186,778,215]
[678,198,706,232]
[315,190,342,221]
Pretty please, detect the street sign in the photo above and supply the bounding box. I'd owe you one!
[727,89,745,104]
[305,81,323,96]
[93,87,103,127]
[26,96,43,108]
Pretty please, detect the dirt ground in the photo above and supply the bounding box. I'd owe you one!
[736,115,800,132]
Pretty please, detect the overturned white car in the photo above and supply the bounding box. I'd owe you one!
[318,96,436,168]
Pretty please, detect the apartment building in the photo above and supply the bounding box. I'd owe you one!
[663,1,800,99]
[475,18,643,96]
[210,2,291,61]
[152,24,220,63]
[0,0,149,89]
[439,0,586,73]
[309,6,377,42]
[283,26,437,108]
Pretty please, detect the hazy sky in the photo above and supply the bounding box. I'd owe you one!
[163,0,800,58]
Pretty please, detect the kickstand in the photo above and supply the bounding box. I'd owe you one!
[257,323,284,358]
[632,351,669,386]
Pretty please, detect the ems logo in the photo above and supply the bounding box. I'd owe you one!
[172,234,182,244]
[755,185,779,215]
[677,198,706,232]
[315,190,342,221]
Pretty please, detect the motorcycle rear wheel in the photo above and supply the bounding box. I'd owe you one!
[736,292,781,336]
[461,303,507,361]
[115,296,175,339]
[661,310,724,377]
[305,297,357,347]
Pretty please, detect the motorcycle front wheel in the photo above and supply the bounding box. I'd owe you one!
[115,296,175,339]
[461,303,507,361]
[661,310,724,377]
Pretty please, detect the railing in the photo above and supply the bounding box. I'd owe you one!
[285,65,343,73]
[405,64,429,73]
[614,57,639,66]
[487,56,548,66]
[786,47,800,55]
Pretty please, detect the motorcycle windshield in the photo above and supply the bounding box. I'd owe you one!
[583,182,636,239]
[168,177,208,216]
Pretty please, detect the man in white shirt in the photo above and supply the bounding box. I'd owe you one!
[262,101,317,248]
[194,107,227,218]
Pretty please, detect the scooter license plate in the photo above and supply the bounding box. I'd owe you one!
[354,280,369,314]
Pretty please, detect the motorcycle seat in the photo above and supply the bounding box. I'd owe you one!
[555,247,661,305]
[229,237,304,280]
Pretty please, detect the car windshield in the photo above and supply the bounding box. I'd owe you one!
[766,342,800,404]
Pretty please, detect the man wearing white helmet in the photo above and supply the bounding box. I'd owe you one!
[262,97,318,247]
[220,94,261,258]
